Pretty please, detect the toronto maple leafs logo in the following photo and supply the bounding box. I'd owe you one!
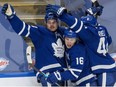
[52,38,64,58]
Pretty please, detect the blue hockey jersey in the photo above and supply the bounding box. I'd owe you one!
[59,13,116,74]
[59,43,96,85]
[7,15,67,74]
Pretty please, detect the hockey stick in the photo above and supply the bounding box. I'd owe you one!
[26,46,60,86]
[26,46,47,77]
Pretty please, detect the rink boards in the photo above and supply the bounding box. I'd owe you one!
[0,71,41,87]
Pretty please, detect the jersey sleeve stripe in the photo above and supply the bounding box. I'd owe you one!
[36,72,40,78]
[25,25,31,37]
[70,18,78,29]
[36,63,62,75]
[102,72,107,86]
[69,68,82,72]
[40,63,61,72]
[75,74,96,85]
[91,63,116,71]
[36,63,61,76]
[18,22,25,35]
[69,69,79,78]
[75,21,83,33]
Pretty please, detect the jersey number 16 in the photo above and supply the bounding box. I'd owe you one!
[76,57,84,65]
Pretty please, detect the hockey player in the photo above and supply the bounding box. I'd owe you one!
[1,3,67,86]
[45,29,97,86]
[46,4,116,86]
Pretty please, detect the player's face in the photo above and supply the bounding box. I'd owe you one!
[65,37,76,49]
[46,19,58,32]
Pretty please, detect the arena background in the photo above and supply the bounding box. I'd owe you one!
[0,0,115,77]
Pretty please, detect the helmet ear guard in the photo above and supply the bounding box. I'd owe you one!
[45,12,58,22]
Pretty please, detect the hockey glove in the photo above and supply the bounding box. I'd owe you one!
[36,73,48,86]
[2,3,16,19]
[96,5,104,16]
[86,7,98,15]
[46,4,67,16]
[47,71,61,85]
[86,5,103,16]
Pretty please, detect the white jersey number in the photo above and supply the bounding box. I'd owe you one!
[76,57,84,65]
[97,37,108,56]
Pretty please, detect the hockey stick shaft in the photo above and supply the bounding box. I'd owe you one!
[26,46,60,86]
[28,63,48,77]
[26,46,47,77]
[29,63,60,86]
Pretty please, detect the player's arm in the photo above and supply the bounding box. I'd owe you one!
[1,3,40,41]
[46,51,85,84]
[86,0,103,18]
[59,13,84,34]
[46,4,84,33]
[103,26,112,45]
[46,4,94,43]
[9,15,40,41]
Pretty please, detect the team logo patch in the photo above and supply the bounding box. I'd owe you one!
[0,57,9,71]
[52,38,64,58]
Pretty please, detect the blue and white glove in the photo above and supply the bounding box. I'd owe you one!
[47,71,62,85]
[2,3,16,19]
[46,4,67,16]
[36,73,48,86]
[96,5,104,16]
[86,5,103,16]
